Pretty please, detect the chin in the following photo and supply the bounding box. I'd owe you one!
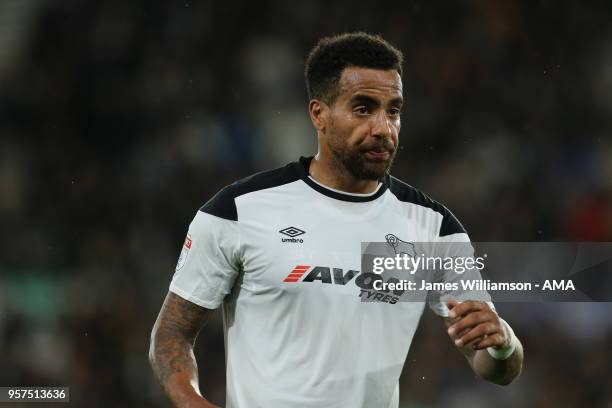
[358,161,391,180]
[334,149,394,180]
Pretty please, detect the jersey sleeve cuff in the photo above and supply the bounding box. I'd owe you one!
[169,285,221,310]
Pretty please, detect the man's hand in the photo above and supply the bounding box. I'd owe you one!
[443,300,524,385]
[445,300,509,350]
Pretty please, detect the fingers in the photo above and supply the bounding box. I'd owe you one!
[447,311,490,338]
[452,322,498,348]
[446,299,460,310]
[446,300,489,319]
[445,300,507,350]
[474,333,505,350]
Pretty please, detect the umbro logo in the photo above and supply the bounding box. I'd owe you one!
[279,226,305,243]
[279,226,305,237]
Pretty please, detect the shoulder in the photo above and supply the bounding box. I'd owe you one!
[200,162,300,221]
[386,175,466,237]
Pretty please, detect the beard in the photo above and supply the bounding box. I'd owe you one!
[327,136,397,181]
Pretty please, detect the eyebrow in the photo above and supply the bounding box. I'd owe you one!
[350,94,403,107]
[389,97,404,107]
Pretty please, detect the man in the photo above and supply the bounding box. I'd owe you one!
[149,32,524,408]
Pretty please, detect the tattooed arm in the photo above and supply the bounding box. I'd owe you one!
[149,292,219,408]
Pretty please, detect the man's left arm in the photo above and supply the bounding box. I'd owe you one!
[444,300,524,385]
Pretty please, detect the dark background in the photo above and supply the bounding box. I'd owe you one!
[0,0,611,406]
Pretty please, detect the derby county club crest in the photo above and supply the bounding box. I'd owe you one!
[385,234,416,258]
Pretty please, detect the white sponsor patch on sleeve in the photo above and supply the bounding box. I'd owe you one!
[175,234,192,271]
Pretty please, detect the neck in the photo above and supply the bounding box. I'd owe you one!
[308,153,380,194]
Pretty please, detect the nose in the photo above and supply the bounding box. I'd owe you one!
[370,110,393,140]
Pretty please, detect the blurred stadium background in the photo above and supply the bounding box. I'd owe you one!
[0,0,611,407]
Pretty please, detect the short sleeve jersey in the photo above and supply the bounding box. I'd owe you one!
[169,156,485,408]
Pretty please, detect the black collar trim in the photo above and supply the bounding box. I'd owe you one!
[293,156,389,203]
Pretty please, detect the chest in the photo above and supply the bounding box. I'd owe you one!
[236,199,433,301]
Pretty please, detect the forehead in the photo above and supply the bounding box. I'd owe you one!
[337,67,403,101]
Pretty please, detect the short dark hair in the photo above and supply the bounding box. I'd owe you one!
[304,32,403,104]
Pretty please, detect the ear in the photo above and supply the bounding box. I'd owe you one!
[308,99,328,133]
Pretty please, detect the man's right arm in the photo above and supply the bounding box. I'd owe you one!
[149,291,219,408]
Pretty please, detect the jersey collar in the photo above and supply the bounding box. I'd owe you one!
[293,156,389,202]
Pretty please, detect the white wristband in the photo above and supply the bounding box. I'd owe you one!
[487,319,517,360]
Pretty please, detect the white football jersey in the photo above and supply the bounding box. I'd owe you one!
[169,156,487,408]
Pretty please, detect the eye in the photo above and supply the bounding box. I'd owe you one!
[388,108,402,117]
[354,106,370,115]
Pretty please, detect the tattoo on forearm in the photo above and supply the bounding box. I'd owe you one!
[150,293,213,387]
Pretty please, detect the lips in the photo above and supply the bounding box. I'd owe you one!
[364,149,390,160]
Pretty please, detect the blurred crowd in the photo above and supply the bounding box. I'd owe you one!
[0,0,610,407]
